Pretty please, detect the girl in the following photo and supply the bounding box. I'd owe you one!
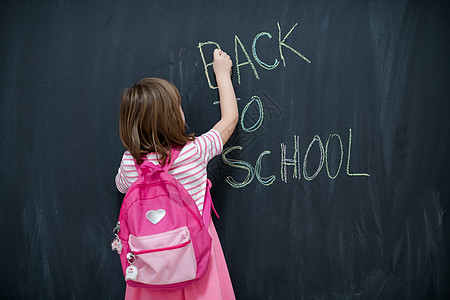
[115,49,238,300]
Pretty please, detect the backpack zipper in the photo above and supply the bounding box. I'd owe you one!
[132,240,191,255]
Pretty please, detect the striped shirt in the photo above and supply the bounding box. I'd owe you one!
[115,129,223,214]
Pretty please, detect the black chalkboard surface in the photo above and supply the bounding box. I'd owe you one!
[1,1,449,299]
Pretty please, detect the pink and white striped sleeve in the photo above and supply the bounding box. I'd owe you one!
[115,151,139,194]
[195,129,223,165]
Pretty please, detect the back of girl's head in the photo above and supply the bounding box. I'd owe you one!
[119,78,194,164]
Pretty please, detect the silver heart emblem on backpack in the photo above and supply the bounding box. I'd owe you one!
[146,209,166,224]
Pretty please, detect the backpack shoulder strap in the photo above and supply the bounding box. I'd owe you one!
[163,147,181,171]
[202,179,219,227]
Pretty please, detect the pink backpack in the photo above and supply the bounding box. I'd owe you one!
[111,148,217,289]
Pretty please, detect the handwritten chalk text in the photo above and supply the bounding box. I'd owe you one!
[198,22,311,88]
[197,21,370,188]
[221,94,370,188]
[223,129,370,188]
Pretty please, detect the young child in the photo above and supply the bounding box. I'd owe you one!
[115,48,238,300]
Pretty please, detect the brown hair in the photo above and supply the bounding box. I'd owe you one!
[119,78,194,165]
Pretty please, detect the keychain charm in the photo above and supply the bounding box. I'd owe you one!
[111,236,123,254]
[111,222,123,254]
[125,265,138,281]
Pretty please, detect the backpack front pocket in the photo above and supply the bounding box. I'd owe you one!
[128,226,197,285]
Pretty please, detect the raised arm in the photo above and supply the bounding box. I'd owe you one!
[212,48,238,145]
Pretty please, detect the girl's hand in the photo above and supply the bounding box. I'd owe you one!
[213,49,232,80]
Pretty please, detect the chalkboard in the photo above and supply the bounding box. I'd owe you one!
[1,1,449,299]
